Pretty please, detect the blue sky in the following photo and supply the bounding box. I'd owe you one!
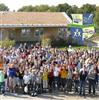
[0,0,99,11]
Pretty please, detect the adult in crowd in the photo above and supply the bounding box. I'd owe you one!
[79,65,88,96]
[0,43,98,97]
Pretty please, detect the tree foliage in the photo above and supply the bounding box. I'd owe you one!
[94,7,99,27]
[0,3,9,11]
[79,4,96,13]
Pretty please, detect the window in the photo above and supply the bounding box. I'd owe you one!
[21,28,31,37]
[58,28,67,38]
[9,33,15,40]
[34,28,43,37]
[35,30,40,37]
[0,32,2,40]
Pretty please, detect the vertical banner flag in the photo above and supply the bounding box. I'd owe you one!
[71,14,83,25]
[82,26,95,39]
[83,13,93,25]
[70,27,83,44]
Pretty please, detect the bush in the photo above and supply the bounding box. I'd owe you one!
[51,38,66,47]
[41,38,51,46]
[41,34,83,47]
[51,36,80,47]
[0,40,15,48]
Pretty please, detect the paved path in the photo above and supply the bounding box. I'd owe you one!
[0,92,99,100]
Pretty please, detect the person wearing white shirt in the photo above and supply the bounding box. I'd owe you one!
[23,71,31,85]
[53,65,60,89]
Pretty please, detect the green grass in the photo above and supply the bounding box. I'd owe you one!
[58,45,99,50]
[59,45,87,50]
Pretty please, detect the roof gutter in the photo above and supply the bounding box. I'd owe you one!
[0,24,67,28]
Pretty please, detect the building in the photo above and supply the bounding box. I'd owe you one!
[0,12,72,42]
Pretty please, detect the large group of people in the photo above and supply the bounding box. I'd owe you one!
[0,43,99,97]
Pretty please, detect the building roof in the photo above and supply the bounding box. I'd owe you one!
[0,12,72,27]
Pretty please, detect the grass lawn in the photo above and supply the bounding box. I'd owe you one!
[58,45,99,50]
[59,45,87,50]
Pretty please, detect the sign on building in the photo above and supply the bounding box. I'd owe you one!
[70,27,83,44]
[83,13,93,25]
[82,26,95,39]
[71,14,83,25]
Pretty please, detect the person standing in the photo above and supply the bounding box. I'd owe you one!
[8,63,16,93]
[53,64,60,90]
[88,67,96,95]
[79,65,88,96]
[0,69,5,94]
[66,65,73,92]
[60,66,68,91]
[42,68,48,92]
[23,70,31,94]
[72,67,79,93]
[48,67,53,92]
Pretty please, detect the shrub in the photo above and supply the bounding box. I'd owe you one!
[41,38,51,46]
[0,40,15,48]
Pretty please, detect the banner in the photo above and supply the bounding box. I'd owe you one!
[82,26,95,39]
[83,13,93,25]
[70,27,83,44]
[71,14,83,25]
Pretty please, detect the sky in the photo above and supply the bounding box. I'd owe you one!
[0,0,99,11]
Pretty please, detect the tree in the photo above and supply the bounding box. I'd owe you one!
[57,3,71,13]
[47,6,57,12]
[18,5,50,12]
[18,5,34,12]
[35,5,49,12]
[94,7,99,27]
[0,3,9,11]
[79,4,96,13]
[69,5,79,14]
[56,3,79,16]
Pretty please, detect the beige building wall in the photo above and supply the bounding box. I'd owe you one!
[0,29,9,40]
[0,27,59,42]
[8,28,34,41]
[43,27,58,38]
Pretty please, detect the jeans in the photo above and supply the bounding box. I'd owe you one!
[61,78,66,88]
[79,80,86,96]
[74,80,79,93]
[88,79,96,95]
[66,79,72,92]
[54,77,59,90]
[95,74,98,84]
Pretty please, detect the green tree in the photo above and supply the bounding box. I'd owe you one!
[18,5,50,12]
[57,3,71,13]
[18,5,34,12]
[0,3,9,11]
[94,7,99,27]
[35,5,49,12]
[48,6,57,12]
[56,3,79,16]
[69,5,79,14]
[79,4,96,13]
